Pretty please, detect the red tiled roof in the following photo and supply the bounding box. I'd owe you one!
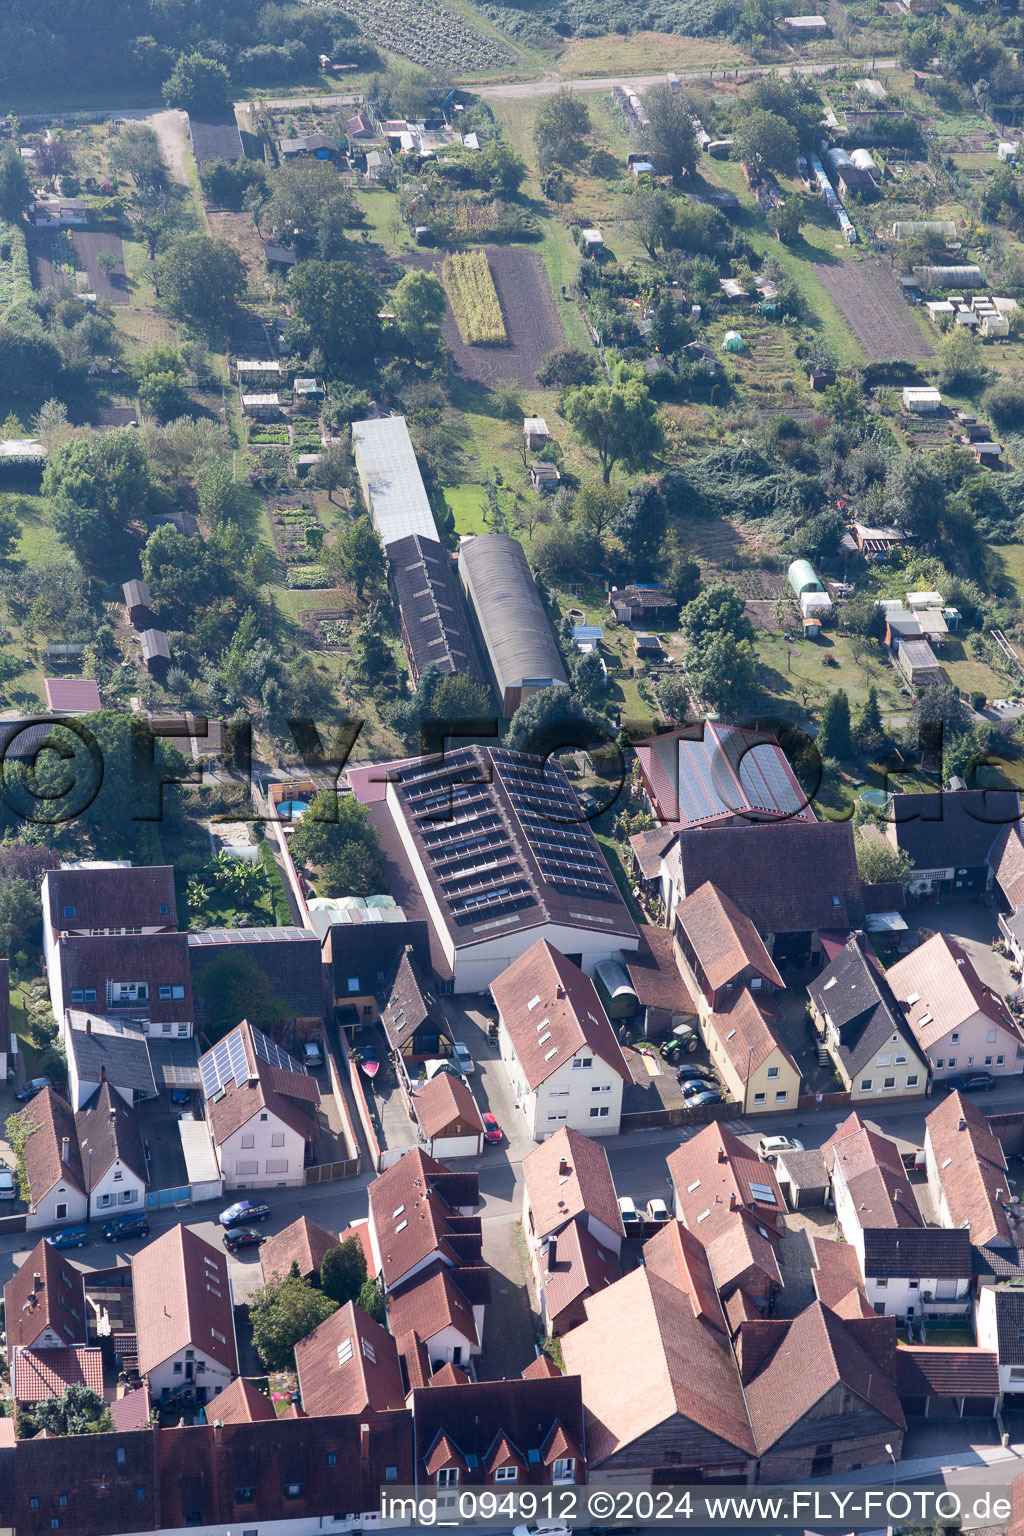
[44,678,102,713]
[131,1224,237,1377]
[211,1376,277,1423]
[811,1235,872,1318]
[623,925,693,1014]
[44,864,177,934]
[523,1353,561,1379]
[4,1239,88,1352]
[411,1072,484,1142]
[20,1087,85,1203]
[667,1123,785,1246]
[523,1126,623,1243]
[108,1383,152,1431]
[642,1220,728,1332]
[675,881,784,991]
[75,1080,146,1187]
[561,1265,756,1465]
[202,1020,320,1145]
[705,1214,782,1298]
[12,1344,103,1402]
[490,940,631,1092]
[538,1218,619,1326]
[295,1301,406,1417]
[261,1216,339,1282]
[824,1112,923,1230]
[430,1362,471,1387]
[925,1091,1012,1245]
[411,1377,585,1483]
[387,1263,478,1350]
[368,1149,479,1291]
[887,933,1019,1050]
[896,1346,998,1398]
[59,932,193,1025]
[708,986,798,1080]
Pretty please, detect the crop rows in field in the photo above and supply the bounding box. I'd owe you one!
[443,250,507,345]
[328,0,516,74]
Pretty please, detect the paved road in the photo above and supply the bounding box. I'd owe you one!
[475,57,898,98]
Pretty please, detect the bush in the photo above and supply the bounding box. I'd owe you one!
[981,377,1024,432]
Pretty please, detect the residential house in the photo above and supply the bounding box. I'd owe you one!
[410,1071,485,1159]
[990,824,1024,966]
[64,1011,157,1109]
[11,1340,103,1407]
[54,933,193,1041]
[380,947,453,1065]
[354,745,638,993]
[5,1239,90,1404]
[386,1260,484,1371]
[860,1227,972,1321]
[366,1148,481,1295]
[20,1087,88,1231]
[807,934,928,1100]
[736,1303,905,1480]
[661,819,863,970]
[701,987,802,1115]
[490,940,632,1138]
[924,1091,1020,1275]
[673,881,784,1012]
[261,1214,339,1283]
[667,1123,786,1247]
[316,910,431,1028]
[411,1376,586,1490]
[199,1019,322,1188]
[521,1127,623,1336]
[42,862,179,1016]
[75,1080,147,1221]
[633,723,814,841]
[561,1243,757,1484]
[295,1301,406,1417]
[886,933,1023,1081]
[823,1113,923,1268]
[883,788,1019,897]
[132,1223,238,1403]
[188,926,326,1038]
[976,1286,1024,1400]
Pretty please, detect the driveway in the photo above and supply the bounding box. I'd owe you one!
[904,898,1014,999]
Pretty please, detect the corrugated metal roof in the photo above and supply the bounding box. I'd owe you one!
[457,535,567,696]
[352,416,439,550]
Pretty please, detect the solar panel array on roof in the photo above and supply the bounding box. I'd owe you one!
[653,725,805,828]
[199,1021,303,1097]
[491,750,616,896]
[189,927,309,946]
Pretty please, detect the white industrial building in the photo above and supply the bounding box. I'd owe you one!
[351,415,439,551]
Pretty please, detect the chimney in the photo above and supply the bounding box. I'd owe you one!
[213,1419,223,1447]
[718,1146,727,1163]
[558,1158,570,1176]
[100,1064,107,1082]
[556,984,566,999]
[958,1117,967,1132]
[32,1272,41,1290]
[85,1017,92,1034]
[61,1137,70,1164]
[360,1423,371,1461]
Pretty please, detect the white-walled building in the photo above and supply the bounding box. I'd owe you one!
[859,1227,972,1321]
[490,940,631,1138]
[887,934,1023,1081]
[65,1011,157,1110]
[21,1087,89,1231]
[75,1081,148,1221]
[132,1224,238,1404]
[199,1020,321,1188]
[823,1112,923,1269]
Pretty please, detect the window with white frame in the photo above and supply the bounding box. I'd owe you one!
[774,1090,787,1104]
[766,1066,779,1080]
[572,1058,593,1070]
[589,1106,610,1118]
[988,1029,998,1043]
[860,1079,872,1091]
[494,1468,518,1483]
[906,1074,919,1087]
[552,1458,575,1483]
[753,1092,766,1105]
[437,1469,459,1488]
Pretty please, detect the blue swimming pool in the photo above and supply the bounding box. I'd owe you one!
[277,799,309,820]
[859,788,889,807]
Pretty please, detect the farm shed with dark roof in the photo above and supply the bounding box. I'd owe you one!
[387,534,488,688]
[457,534,568,717]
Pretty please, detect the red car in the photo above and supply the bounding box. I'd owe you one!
[483,1112,503,1145]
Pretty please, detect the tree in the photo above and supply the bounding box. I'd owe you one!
[158,235,245,327]
[658,673,691,725]
[111,124,167,193]
[135,344,189,421]
[934,328,990,393]
[20,1384,113,1438]
[533,87,591,167]
[885,455,947,538]
[982,377,1024,432]
[250,1272,338,1370]
[320,1237,368,1305]
[614,482,667,575]
[288,788,385,899]
[536,346,598,390]
[358,1277,385,1324]
[574,482,622,540]
[679,580,753,655]
[392,270,447,353]
[687,631,758,715]
[733,109,799,177]
[0,326,62,391]
[621,185,670,258]
[0,144,31,222]
[267,162,357,259]
[855,686,886,753]
[308,440,349,504]
[649,293,686,355]
[640,83,698,184]
[563,378,663,484]
[817,689,852,761]
[162,52,232,113]
[771,194,804,244]
[191,951,290,1043]
[855,837,913,885]
[532,520,602,582]
[331,515,384,600]
[506,684,612,757]
[288,261,382,372]
[570,646,606,705]
[43,431,151,560]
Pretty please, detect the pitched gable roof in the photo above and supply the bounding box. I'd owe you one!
[490,941,631,1092]
[990,823,1024,910]
[60,931,193,1025]
[295,1301,406,1417]
[742,1302,904,1449]
[45,864,177,934]
[13,1344,104,1402]
[20,1087,85,1203]
[634,724,813,832]
[887,933,1018,1049]
[671,820,863,934]
[642,1221,729,1332]
[132,1224,237,1377]
[386,1262,479,1349]
[410,1376,586,1482]
[522,1126,623,1242]
[862,1226,972,1279]
[561,1266,756,1464]
[824,1112,923,1229]
[810,1235,873,1318]
[675,881,784,990]
[896,1346,998,1398]
[887,788,1019,870]
[261,1216,339,1282]
[380,948,444,1053]
[75,1080,147,1187]
[211,1376,277,1423]
[4,1239,88,1351]
[368,1149,479,1291]
[66,1015,157,1099]
[667,1123,785,1246]
[411,1071,484,1142]
[926,1091,1013,1245]
[538,1217,619,1323]
[201,1019,321,1146]
[808,934,924,1076]
[709,986,798,1081]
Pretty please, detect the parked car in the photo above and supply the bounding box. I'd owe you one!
[482,1111,503,1145]
[46,1227,89,1250]
[170,1089,191,1107]
[679,1078,713,1099]
[219,1199,271,1228]
[102,1214,151,1242]
[15,1077,53,1103]
[688,1090,723,1107]
[223,1226,266,1253]
[677,1063,716,1081]
[757,1135,804,1162]
[0,1164,16,1200]
[451,1040,475,1075]
[945,1070,996,1092]
[646,1196,670,1223]
[618,1195,642,1232]
[301,1040,324,1069]
[513,1525,572,1536]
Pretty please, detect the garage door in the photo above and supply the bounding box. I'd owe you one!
[430,1134,480,1160]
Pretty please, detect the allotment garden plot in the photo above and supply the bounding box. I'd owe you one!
[32,229,128,305]
[415,245,564,386]
[811,257,933,362]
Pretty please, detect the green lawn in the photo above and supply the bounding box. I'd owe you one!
[443,483,491,536]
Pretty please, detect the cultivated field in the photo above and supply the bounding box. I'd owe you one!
[410,243,564,384]
[443,250,508,344]
[32,229,128,304]
[810,257,934,361]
